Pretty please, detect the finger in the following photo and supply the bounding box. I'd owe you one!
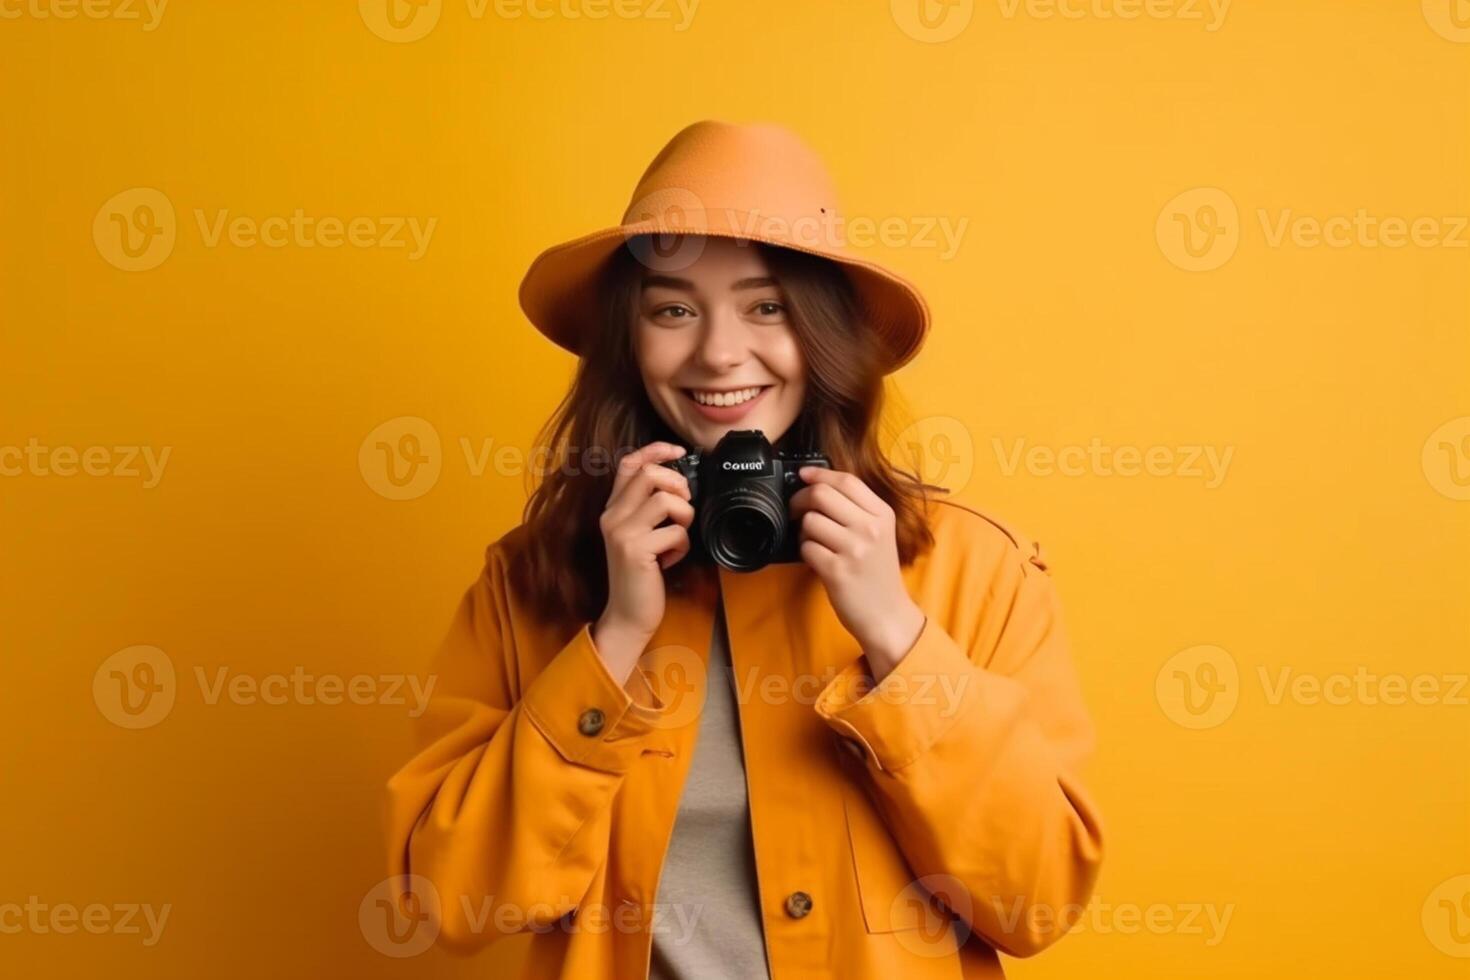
[605,460,693,523]
[610,443,688,503]
[798,509,850,553]
[607,462,693,520]
[797,466,886,517]
[610,441,688,500]
[629,489,696,533]
[799,537,837,573]
[621,522,688,568]
[789,481,866,527]
[651,524,692,569]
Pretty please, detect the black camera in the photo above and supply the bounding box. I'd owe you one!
[660,429,830,572]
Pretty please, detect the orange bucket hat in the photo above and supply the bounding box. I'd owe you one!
[517,119,931,373]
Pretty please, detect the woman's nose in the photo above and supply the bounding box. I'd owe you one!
[693,307,749,371]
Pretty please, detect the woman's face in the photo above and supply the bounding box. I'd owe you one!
[633,236,807,453]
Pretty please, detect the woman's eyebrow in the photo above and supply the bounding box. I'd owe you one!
[641,275,778,291]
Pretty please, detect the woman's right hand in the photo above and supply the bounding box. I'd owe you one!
[591,441,695,681]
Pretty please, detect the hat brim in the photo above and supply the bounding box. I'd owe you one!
[518,223,930,374]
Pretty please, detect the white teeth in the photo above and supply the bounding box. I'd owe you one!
[691,386,763,407]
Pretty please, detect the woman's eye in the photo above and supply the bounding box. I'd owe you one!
[654,304,695,319]
[752,301,785,317]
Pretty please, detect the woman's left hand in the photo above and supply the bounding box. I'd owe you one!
[789,466,926,681]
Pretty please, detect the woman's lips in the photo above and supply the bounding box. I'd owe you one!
[681,385,772,424]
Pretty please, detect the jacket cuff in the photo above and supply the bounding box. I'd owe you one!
[521,623,666,774]
[814,616,995,773]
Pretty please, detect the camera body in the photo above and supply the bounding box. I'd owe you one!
[661,429,830,572]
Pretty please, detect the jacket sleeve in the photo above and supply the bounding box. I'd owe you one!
[812,540,1104,957]
[383,544,667,951]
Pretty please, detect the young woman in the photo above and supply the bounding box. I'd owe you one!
[384,121,1104,979]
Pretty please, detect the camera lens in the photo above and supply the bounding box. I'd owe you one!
[701,484,785,572]
[724,509,774,557]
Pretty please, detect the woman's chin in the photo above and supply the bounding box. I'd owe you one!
[687,416,789,447]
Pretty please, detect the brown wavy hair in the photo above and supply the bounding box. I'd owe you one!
[506,235,941,624]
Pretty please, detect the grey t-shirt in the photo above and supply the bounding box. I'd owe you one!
[647,599,773,980]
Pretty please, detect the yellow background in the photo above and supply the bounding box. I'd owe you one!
[2,0,1467,977]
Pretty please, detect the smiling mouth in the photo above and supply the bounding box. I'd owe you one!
[681,385,773,408]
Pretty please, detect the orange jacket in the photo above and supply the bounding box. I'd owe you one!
[383,496,1104,978]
